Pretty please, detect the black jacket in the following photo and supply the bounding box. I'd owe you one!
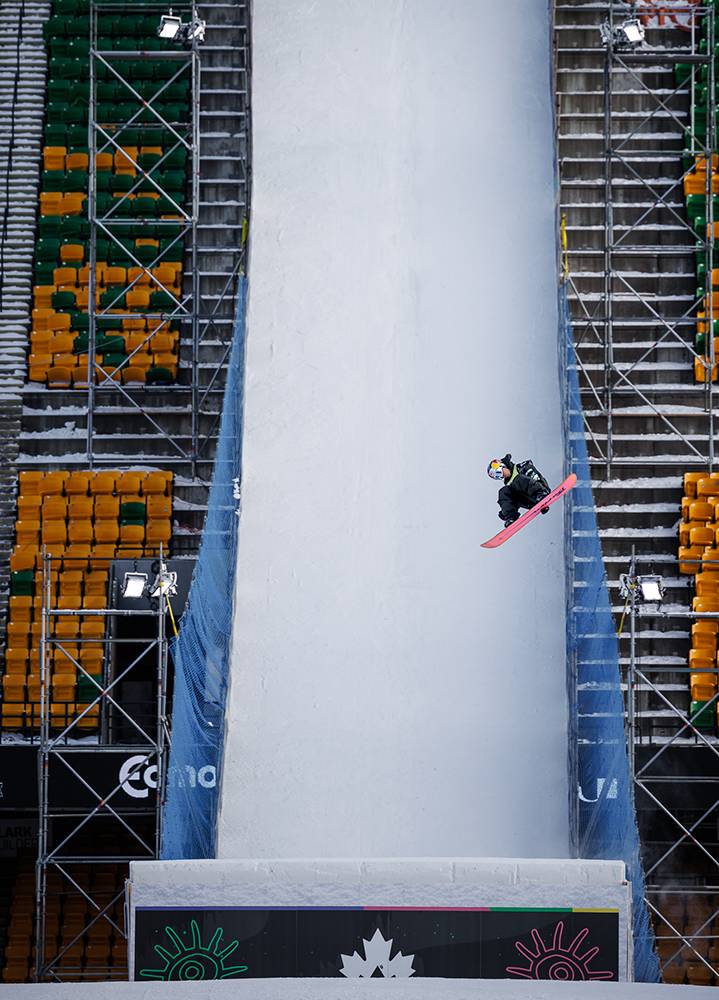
[497,466,548,521]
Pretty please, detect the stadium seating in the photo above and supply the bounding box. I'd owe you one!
[1,469,173,737]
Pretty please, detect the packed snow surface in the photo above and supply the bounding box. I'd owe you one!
[219,0,567,859]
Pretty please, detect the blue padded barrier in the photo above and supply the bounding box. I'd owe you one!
[561,285,660,983]
[161,276,247,860]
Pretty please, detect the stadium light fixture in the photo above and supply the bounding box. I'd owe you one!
[122,571,148,599]
[158,12,182,39]
[157,10,206,44]
[637,575,664,603]
[599,16,645,50]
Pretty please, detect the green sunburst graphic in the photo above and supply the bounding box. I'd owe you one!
[140,919,248,981]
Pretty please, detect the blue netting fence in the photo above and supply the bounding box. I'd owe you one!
[161,276,247,860]
[561,286,660,982]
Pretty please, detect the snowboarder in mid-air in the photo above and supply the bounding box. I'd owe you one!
[487,454,551,527]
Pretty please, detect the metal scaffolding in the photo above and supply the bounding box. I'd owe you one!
[79,0,248,479]
[622,547,719,979]
[565,2,719,980]
[570,2,716,477]
[35,551,171,982]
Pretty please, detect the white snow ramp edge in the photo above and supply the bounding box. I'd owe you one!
[218,0,567,859]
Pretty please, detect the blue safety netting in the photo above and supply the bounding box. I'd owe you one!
[560,286,660,983]
[161,276,247,860]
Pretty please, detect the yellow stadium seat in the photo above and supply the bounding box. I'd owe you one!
[28,353,53,381]
[117,473,142,496]
[65,473,90,496]
[9,596,33,622]
[2,676,26,701]
[75,704,99,728]
[146,519,171,545]
[41,496,67,521]
[40,192,63,215]
[65,151,88,171]
[52,673,76,702]
[43,146,67,171]
[67,520,93,545]
[67,497,93,519]
[47,367,73,389]
[41,473,67,496]
[89,544,116,570]
[63,544,91,571]
[41,521,67,546]
[90,474,116,497]
[19,471,43,495]
[693,597,719,615]
[120,523,144,545]
[15,521,40,546]
[1,705,25,730]
[84,572,108,597]
[60,193,85,216]
[94,521,119,545]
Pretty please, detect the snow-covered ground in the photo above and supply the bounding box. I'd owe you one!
[218,0,567,859]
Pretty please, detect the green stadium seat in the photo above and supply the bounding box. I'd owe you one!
[120,501,146,522]
[159,170,184,193]
[99,289,126,310]
[96,316,123,332]
[43,15,71,41]
[690,701,716,730]
[61,106,87,126]
[108,240,134,266]
[66,15,89,36]
[67,37,90,59]
[110,174,135,194]
[41,170,65,191]
[149,289,176,310]
[64,171,87,193]
[146,366,173,385]
[67,125,87,147]
[59,216,87,240]
[35,263,57,285]
[39,216,63,239]
[52,290,77,311]
[69,81,90,105]
[48,80,71,103]
[96,335,125,354]
[100,353,127,370]
[45,124,68,146]
[132,197,158,217]
[11,571,34,597]
[37,238,61,262]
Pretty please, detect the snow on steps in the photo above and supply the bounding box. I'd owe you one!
[0,0,50,650]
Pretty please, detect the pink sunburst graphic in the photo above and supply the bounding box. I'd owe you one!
[506,921,614,981]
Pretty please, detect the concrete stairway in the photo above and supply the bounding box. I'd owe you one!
[0,0,51,647]
[556,0,696,745]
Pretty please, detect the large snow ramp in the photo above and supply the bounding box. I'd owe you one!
[217,0,568,858]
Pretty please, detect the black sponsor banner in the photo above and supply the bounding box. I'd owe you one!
[134,907,619,982]
[0,746,218,811]
[0,746,38,810]
[48,751,159,810]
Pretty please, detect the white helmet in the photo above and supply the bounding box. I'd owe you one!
[487,459,504,481]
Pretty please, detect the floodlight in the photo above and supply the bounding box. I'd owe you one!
[599,16,645,50]
[637,575,664,603]
[617,18,645,45]
[187,16,206,41]
[122,571,148,598]
[158,13,182,39]
[151,569,178,598]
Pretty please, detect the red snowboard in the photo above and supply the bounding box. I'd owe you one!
[481,473,577,549]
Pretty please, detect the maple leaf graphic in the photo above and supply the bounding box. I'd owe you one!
[339,928,415,978]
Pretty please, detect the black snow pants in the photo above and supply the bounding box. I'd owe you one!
[497,473,547,521]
